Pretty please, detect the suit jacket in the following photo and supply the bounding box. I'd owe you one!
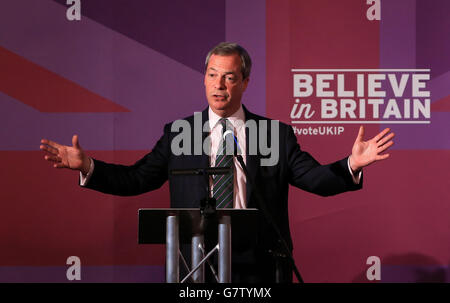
[85,106,362,282]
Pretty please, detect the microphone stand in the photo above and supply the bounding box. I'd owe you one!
[235,154,304,283]
[170,167,231,220]
[170,167,231,283]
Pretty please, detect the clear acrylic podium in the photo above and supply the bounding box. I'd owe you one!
[138,208,258,283]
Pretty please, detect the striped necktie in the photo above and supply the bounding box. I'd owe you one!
[213,118,234,208]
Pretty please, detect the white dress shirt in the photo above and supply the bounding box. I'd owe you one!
[208,105,247,209]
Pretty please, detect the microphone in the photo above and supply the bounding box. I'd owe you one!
[222,130,242,156]
[223,129,234,140]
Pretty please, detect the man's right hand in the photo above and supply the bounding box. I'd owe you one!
[40,135,91,175]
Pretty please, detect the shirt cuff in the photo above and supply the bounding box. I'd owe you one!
[79,157,94,186]
[347,157,362,184]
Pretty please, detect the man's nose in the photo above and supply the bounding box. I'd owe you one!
[214,76,226,89]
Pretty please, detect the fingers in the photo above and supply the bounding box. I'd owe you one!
[355,125,364,142]
[40,144,59,155]
[376,153,390,161]
[378,140,394,153]
[373,128,391,142]
[44,154,70,169]
[43,153,67,168]
[41,138,62,166]
[376,128,395,155]
[72,134,81,150]
[40,138,61,150]
[44,154,62,163]
[377,132,395,147]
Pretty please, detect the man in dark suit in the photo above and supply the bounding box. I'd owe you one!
[40,42,394,282]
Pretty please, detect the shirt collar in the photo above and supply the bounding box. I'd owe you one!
[208,105,246,131]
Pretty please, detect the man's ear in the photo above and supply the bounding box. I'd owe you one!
[243,77,250,91]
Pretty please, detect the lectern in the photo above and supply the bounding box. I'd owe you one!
[138,208,258,283]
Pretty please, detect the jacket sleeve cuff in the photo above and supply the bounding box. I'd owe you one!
[79,157,94,186]
[347,156,362,184]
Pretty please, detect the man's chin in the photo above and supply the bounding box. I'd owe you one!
[209,105,232,117]
[210,100,230,111]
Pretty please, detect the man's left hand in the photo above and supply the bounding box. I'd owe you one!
[349,126,395,173]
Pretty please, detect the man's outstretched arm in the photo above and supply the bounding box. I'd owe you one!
[287,125,394,196]
[40,125,171,196]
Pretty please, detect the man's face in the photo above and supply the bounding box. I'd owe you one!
[204,53,249,117]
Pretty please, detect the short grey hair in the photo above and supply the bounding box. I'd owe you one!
[204,42,252,80]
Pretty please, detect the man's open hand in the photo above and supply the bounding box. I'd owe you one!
[40,135,90,175]
[349,126,395,173]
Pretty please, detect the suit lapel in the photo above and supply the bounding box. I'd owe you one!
[201,107,210,168]
[243,106,260,208]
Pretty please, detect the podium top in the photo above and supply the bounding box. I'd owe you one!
[138,208,259,246]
